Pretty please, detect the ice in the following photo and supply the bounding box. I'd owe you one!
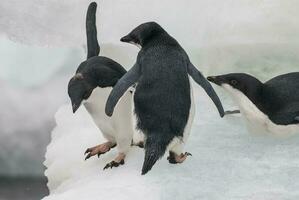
[43,86,299,200]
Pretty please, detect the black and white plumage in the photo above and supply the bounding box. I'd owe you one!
[207,73,299,136]
[67,2,137,169]
[105,22,224,175]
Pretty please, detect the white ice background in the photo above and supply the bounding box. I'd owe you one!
[43,86,299,200]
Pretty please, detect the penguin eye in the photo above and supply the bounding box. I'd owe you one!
[230,79,238,86]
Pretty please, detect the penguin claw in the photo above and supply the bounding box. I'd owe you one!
[84,148,91,155]
[185,152,192,156]
[85,153,91,160]
[103,159,125,170]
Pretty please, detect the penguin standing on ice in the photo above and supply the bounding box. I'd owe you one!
[105,22,225,175]
[207,73,299,136]
[68,2,137,169]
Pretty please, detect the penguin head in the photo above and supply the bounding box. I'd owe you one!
[68,73,94,113]
[207,73,262,98]
[120,22,165,48]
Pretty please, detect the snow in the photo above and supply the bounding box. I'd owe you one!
[44,86,299,200]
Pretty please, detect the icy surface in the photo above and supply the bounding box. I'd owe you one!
[44,87,299,200]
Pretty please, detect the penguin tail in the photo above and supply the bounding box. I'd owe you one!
[86,2,100,59]
[141,134,172,175]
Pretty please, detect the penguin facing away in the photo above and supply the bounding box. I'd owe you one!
[207,73,299,136]
[105,22,225,175]
[68,2,138,169]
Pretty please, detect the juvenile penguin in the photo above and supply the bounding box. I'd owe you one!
[105,22,225,175]
[68,2,136,169]
[207,73,299,136]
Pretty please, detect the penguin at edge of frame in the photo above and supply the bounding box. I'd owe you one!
[207,72,299,136]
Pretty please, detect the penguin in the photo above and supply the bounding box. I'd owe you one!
[207,73,299,136]
[68,2,138,169]
[105,22,225,175]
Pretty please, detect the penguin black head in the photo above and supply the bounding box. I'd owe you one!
[120,22,165,48]
[68,73,95,113]
[207,73,262,98]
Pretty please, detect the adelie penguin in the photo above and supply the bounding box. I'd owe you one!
[207,73,299,136]
[68,2,139,169]
[105,22,225,175]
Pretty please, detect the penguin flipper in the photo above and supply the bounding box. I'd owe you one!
[86,2,100,59]
[187,63,225,117]
[105,63,140,116]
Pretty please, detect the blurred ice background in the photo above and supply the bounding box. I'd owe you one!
[0,0,299,199]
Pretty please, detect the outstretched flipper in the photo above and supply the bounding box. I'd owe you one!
[187,63,225,117]
[105,64,140,116]
[86,2,100,59]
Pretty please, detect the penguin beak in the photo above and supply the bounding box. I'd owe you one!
[207,76,224,86]
[120,35,132,43]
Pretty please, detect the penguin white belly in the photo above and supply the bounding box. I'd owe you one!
[223,84,299,136]
[83,87,135,145]
[182,83,195,141]
[83,87,115,140]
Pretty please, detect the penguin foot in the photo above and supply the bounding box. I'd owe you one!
[136,141,144,148]
[167,151,192,164]
[103,153,125,170]
[131,141,144,148]
[84,142,116,160]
